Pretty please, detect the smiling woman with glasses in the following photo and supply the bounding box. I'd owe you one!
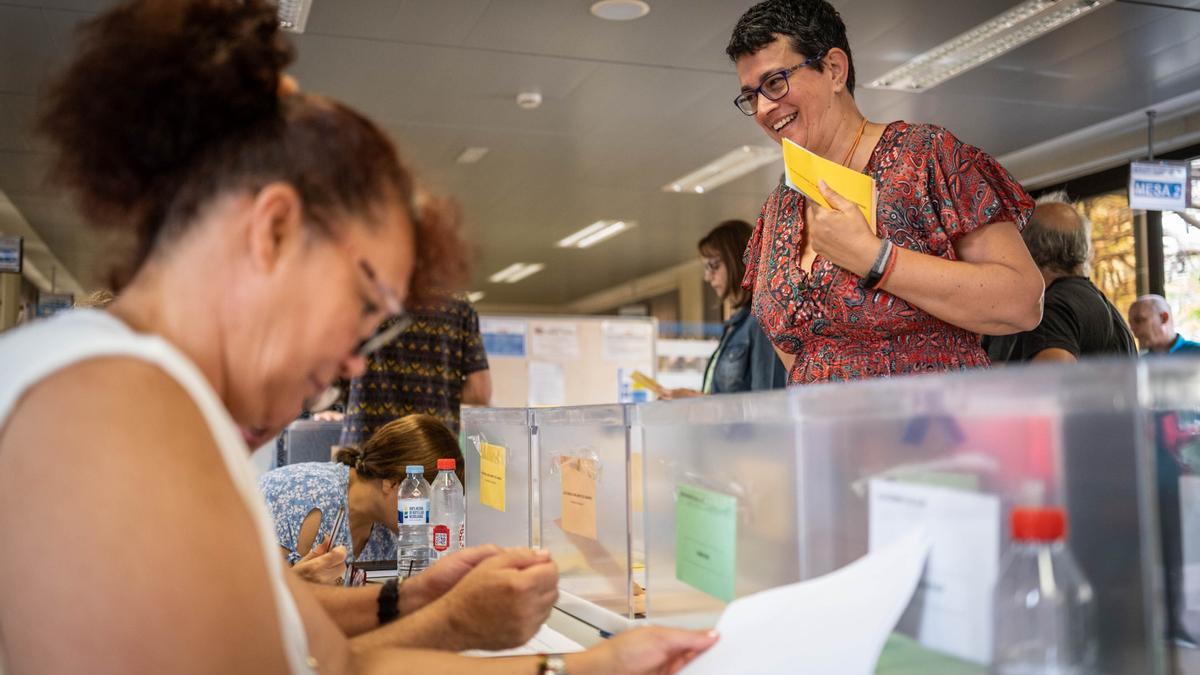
[726,0,1044,385]
[0,1,717,673]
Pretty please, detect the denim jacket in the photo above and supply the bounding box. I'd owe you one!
[707,305,788,394]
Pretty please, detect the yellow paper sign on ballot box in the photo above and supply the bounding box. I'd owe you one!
[781,138,876,227]
[479,441,507,513]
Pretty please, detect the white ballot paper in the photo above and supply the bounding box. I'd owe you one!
[869,479,1000,664]
[681,529,930,675]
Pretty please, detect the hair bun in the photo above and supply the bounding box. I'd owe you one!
[39,0,294,233]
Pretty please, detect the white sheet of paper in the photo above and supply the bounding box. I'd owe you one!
[681,529,930,675]
[601,320,654,363]
[461,624,585,658]
[530,320,581,360]
[868,479,1000,664]
[528,361,566,406]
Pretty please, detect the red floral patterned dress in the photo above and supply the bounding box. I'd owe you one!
[744,121,1034,384]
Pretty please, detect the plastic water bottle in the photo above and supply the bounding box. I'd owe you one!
[430,458,465,559]
[992,507,1097,674]
[397,465,432,578]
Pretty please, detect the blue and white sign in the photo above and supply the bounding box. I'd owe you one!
[0,236,21,274]
[1130,161,1188,211]
[35,292,74,318]
[480,317,527,358]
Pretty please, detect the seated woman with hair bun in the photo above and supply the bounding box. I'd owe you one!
[259,413,463,584]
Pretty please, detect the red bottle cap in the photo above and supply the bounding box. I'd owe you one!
[1010,506,1066,542]
[437,458,456,471]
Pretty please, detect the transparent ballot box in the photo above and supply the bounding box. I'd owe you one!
[638,361,1165,675]
[461,407,534,550]
[532,405,637,632]
[1143,357,1200,672]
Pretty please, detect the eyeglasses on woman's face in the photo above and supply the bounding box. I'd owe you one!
[733,52,824,116]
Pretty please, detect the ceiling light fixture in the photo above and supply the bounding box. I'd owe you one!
[489,263,545,284]
[466,291,486,303]
[590,0,650,21]
[556,220,637,248]
[276,0,313,33]
[866,0,1114,92]
[505,263,545,283]
[456,147,490,164]
[662,145,780,194]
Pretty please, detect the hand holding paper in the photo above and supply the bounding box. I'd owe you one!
[807,180,885,277]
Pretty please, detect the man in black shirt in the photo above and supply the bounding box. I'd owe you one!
[985,196,1136,363]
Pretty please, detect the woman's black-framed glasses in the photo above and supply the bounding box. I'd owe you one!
[733,53,824,116]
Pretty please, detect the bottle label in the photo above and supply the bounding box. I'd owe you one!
[398,499,429,525]
[432,524,451,551]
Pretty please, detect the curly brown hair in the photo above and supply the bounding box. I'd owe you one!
[38,0,467,302]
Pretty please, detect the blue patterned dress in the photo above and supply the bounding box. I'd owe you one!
[258,462,396,564]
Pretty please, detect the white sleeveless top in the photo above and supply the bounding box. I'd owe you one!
[0,310,315,675]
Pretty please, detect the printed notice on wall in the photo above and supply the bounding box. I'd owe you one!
[528,361,566,406]
[868,479,1000,664]
[479,441,507,512]
[530,321,580,360]
[601,320,654,363]
[481,318,528,358]
[559,456,598,540]
[676,484,738,602]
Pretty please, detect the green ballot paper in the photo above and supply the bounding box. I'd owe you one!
[675,484,737,602]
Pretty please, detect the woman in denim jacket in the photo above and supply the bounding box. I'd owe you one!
[667,221,787,397]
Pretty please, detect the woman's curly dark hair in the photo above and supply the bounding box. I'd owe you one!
[38,0,468,298]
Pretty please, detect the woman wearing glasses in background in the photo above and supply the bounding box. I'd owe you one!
[727,0,1044,384]
[664,221,786,399]
[0,1,716,672]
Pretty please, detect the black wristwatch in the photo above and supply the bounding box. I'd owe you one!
[377,577,402,625]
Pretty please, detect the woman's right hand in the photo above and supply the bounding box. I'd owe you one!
[290,537,347,585]
[574,627,719,674]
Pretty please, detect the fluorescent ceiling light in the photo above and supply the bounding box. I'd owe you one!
[489,263,544,284]
[456,147,490,164]
[466,291,485,303]
[866,0,1114,92]
[505,263,545,283]
[556,220,637,248]
[662,145,780,194]
[276,0,313,33]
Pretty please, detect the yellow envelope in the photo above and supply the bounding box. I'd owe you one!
[560,456,598,540]
[479,441,506,512]
[782,137,876,227]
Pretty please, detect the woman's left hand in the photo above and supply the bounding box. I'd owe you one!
[292,538,348,585]
[808,180,881,276]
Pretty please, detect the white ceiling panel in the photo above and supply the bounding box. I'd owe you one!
[2,0,1200,303]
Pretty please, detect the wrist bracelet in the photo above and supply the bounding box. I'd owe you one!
[377,577,402,625]
[537,654,567,675]
[875,242,900,289]
[861,239,893,289]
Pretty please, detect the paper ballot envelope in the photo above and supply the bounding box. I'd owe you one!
[782,137,876,227]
